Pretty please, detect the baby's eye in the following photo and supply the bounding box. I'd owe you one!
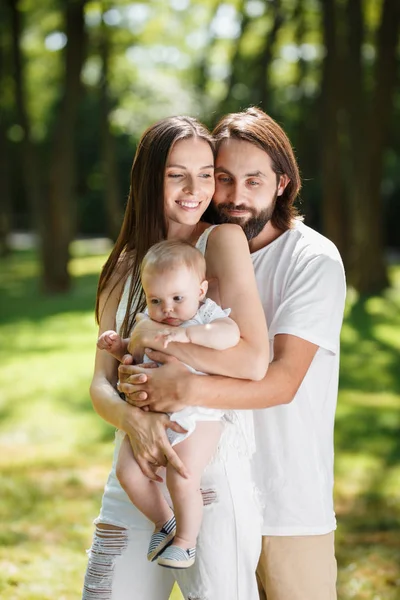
[151,299,161,305]
[173,296,184,302]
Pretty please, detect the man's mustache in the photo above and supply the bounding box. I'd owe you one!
[217,203,256,215]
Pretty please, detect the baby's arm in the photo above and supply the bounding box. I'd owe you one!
[97,330,129,362]
[156,317,240,351]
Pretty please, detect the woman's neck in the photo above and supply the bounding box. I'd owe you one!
[166,221,210,245]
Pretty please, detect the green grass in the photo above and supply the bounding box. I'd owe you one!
[0,246,399,599]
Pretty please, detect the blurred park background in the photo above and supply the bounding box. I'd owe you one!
[0,0,399,598]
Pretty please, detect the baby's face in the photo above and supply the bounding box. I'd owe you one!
[142,265,208,326]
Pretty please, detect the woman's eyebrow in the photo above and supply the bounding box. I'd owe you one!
[166,163,214,169]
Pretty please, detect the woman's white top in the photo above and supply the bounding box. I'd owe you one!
[115,225,256,462]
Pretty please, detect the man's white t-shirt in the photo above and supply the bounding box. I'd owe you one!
[251,220,346,536]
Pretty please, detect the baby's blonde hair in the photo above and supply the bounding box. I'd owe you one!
[140,239,206,281]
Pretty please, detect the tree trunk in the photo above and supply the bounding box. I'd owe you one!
[344,0,377,291]
[291,0,317,224]
[0,122,12,257]
[195,0,222,97]
[99,14,123,242]
[8,0,43,245]
[0,4,12,256]
[257,0,284,110]
[43,0,87,292]
[362,0,400,291]
[294,0,307,88]
[219,0,252,115]
[319,0,347,258]
[344,0,398,293]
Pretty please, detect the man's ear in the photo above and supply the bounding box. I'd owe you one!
[199,279,208,300]
[277,174,290,196]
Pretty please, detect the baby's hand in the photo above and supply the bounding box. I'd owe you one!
[155,328,190,348]
[97,330,119,351]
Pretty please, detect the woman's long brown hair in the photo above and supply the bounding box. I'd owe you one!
[95,116,214,337]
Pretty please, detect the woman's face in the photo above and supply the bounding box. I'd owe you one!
[164,137,215,229]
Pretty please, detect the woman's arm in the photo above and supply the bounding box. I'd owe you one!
[134,225,269,380]
[90,266,188,479]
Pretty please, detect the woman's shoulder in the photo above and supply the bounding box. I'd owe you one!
[207,222,248,252]
[204,224,250,277]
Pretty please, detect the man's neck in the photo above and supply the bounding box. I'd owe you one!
[248,222,284,253]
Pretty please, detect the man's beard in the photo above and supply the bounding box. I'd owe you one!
[206,193,277,241]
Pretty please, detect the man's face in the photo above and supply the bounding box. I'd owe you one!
[210,138,283,241]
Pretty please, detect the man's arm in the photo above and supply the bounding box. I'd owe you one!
[119,334,319,412]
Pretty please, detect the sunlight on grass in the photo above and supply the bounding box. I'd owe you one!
[0,249,399,599]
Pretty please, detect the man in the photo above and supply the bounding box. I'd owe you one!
[119,107,346,600]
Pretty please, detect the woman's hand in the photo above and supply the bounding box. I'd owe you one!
[122,405,189,481]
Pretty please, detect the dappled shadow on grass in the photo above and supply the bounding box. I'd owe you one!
[340,293,400,394]
[336,536,400,600]
[0,271,99,325]
[336,479,400,596]
[334,277,400,597]
[335,403,400,464]
[335,401,400,542]
[335,440,400,597]
[0,459,109,550]
[0,250,103,326]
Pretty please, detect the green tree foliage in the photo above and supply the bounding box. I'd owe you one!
[2,0,400,293]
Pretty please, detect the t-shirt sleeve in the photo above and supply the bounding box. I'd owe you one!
[198,298,232,324]
[269,253,346,354]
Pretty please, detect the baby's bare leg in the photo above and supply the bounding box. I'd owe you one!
[97,330,129,362]
[116,436,173,528]
[166,421,222,549]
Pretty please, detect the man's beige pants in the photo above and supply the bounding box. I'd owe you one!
[256,532,337,600]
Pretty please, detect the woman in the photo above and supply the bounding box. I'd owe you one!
[83,116,269,599]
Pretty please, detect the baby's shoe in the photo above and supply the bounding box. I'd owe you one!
[157,545,196,569]
[147,515,176,562]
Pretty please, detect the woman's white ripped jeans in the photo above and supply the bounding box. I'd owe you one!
[82,433,262,600]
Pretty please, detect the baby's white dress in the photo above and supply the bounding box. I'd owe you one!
[143,298,231,445]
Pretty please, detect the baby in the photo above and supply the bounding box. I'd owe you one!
[97,240,240,569]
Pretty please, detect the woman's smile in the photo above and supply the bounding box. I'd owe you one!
[176,200,202,210]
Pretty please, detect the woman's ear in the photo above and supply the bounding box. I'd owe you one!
[199,279,208,300]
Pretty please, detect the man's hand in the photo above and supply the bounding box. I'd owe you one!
[122,401,189,480]
[118,350,193,413]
